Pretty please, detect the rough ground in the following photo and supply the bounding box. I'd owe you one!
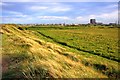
[1,24,119,79]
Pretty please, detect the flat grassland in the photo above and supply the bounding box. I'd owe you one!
[27,26,119,62]
[1,24,120,78]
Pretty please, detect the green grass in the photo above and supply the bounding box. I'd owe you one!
[25,26,119,78]
[2,24,119,78]
[26,26,119,62]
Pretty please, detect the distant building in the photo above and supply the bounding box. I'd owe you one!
[109,23,116,26]
[96,22,103,25]
[118,21,120,25]
[90,19,96,24]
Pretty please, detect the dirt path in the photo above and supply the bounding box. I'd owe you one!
[2,55,10,74]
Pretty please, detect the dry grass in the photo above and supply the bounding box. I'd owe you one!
[1,24,109,78]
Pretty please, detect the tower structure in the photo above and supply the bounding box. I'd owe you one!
[90,19,96,24]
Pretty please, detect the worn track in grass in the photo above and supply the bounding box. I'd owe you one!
[37,31,119,62]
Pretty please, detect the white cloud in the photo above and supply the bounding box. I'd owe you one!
[38,16,70,20]
[0,2,3,5]
[76,16,83,20]
[2,0,35,2]
[1,17,33,23]
[76,10,118,23]
[2,0,119,2]
[4,11,28,18]
[106,4,118,8]
[0,2,8,6]
[93,10,117,23]
[2,10,117,24]
[1,15,70,23]
[30,6,48,10]
[29,2,72,12]
[50,7,71,12]
[29,5,71,12]
[8,11,22,15]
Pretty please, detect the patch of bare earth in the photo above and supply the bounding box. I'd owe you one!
[2,55,10,74]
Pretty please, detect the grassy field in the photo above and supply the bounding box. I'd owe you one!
[1,24,120,79]
[26,26,119,62]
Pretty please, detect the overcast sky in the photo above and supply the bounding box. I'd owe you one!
[1,2,118,24]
